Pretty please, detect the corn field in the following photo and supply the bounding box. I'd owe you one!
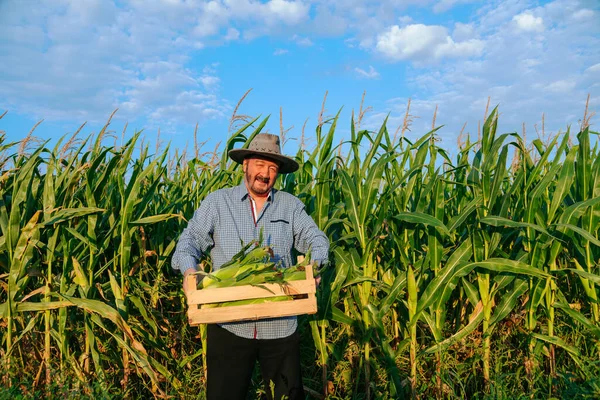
[1,107,599,399]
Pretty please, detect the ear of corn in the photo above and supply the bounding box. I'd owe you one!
[198,245,300,289]
[203,295,294,309]
[199,250,309,289]
[282,267,306,282]
[199,261,275,288]
[217,243,270,270]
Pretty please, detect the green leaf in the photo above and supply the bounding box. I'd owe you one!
[42,207,104,226]
[425,308,484,354]
[394,212,450,236]
[416,258,548,322]
[330,306,355,326]
[560,268,600,285]
[489,278,528,326]
[481,216,551,237]
[130,213,184,225]
[531,333,580,358]
[551,223,600,247]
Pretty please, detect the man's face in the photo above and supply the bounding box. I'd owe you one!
[243,156,280,197]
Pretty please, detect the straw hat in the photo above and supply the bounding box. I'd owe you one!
[228,133,299,174]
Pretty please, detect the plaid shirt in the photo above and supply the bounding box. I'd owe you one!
[172,182,329,339]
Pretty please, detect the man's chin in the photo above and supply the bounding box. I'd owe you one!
[251,184,270,195]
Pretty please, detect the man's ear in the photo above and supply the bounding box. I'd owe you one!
[242,159,248,172]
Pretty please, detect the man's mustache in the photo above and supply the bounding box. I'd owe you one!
[255,175,270,183]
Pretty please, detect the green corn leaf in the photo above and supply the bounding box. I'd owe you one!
[42,207,104,226]
[425,308,484,354]
[551,223,600,247]
[531,332,581,359]
[330,305,355,326]
[394,212,450,236]
[559,268,600,285]
[489,278,528,326]
[548,147,577,222]
[130,213,184,225]
[481,216,552,237]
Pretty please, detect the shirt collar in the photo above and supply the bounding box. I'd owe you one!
[235,181,274,202]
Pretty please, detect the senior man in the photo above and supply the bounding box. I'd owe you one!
[172,133,329,400]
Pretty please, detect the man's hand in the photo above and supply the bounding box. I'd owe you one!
[315,276,321,288]
[183,269,198,298]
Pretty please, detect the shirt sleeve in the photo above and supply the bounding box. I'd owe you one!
[292,201,330,266]
[172,196,217,275]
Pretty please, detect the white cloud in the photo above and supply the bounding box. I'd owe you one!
[433,0,479,13]
[266,0,310,25]
[344,38,357,48]
[199,75,221,88]
[544,79,577,93]
[224,27,240,41]
[441,39,485,58]
[148,91,227,125]
[355,66,380,79]
[187,0,311,40]
[376,24,446,60]
[311,5,348,36]
[193,2,229,37]
[0,1,230,125]
[522,58,541,69]
[513,12,544,32]
[375,24,484,62]
[571,8,595,21]
[0,0,597,145]
[121,61,225,121]
[585,63,600,74]
[398,16,414,25]
[370,0,600,147]
[453,22,476,41]
[292,34,313,46]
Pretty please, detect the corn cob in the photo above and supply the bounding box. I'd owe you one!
[204,266,280,289]
[238,245,274,265]
[281,265,306,281]
[217,244,273,270]
[203,295,293,308]
[198,245,275,289]
[198,247,309,293]
[217,241,258,269]
[200,262,276,289]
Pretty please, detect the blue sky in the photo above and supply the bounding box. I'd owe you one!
[1,0,598,159]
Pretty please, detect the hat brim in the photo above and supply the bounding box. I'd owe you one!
[228,149,299,174]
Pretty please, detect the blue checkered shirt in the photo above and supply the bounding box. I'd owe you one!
[172,182,329,339]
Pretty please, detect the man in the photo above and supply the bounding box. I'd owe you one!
[172,133,329,400]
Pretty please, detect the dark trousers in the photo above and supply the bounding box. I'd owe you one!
[206,324,305,400]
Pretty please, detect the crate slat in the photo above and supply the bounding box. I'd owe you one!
[188,297,317,325]
[187,279,315,305]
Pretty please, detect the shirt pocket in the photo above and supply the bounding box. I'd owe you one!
[265,217,293,259]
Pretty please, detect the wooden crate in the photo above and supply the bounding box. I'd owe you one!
[186,264,317,325]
